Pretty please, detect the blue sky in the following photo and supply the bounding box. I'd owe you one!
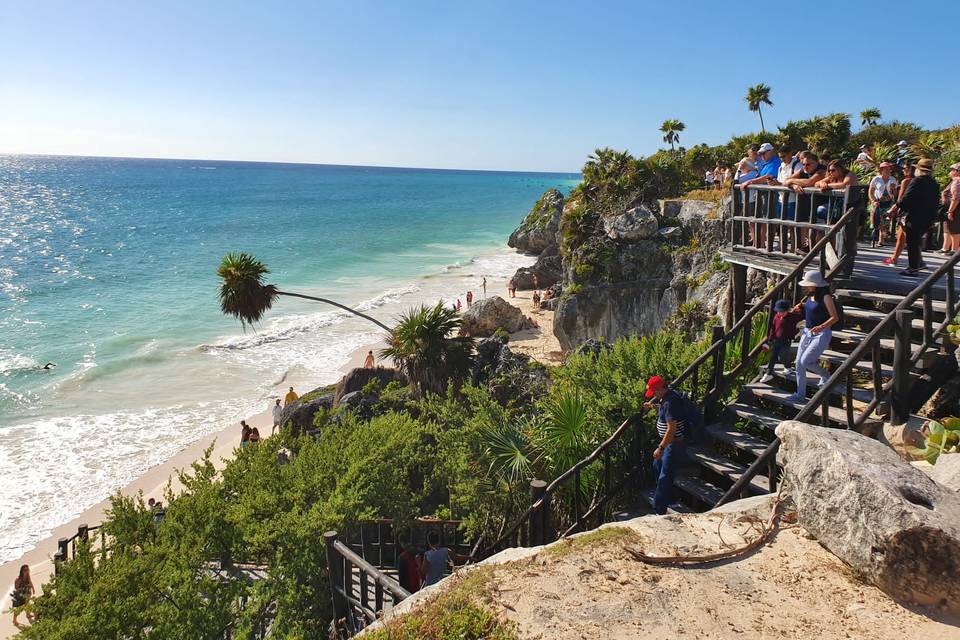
[1,1,957,172]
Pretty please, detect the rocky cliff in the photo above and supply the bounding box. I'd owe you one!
[507,190,731,351]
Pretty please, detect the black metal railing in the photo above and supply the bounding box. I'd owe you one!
[324,531,411,638]
[715,249,960,507]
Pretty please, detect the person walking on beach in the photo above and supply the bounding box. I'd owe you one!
[532,290,541,310]
[284,386,298,405]
[363,350,375,369]
[240,420,252,449]
[890,158,940,276]
[271,398,283,435]
[466,291,473,307]
[643,375,697,515]
[482,277,487,297]
[785,271,840,403]
[456,298,462,312]
[249,428,261,445]
[10,564,35,628]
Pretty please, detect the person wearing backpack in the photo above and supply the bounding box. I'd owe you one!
[785,270,841,404]
[643,375,698,515]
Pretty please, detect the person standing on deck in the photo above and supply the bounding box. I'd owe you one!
[271,398,283,435]
[420,530,471,587]
[785,271,840,404]
[869,162,898,247]
[643,375,696,515]
[938,163,960,254]
[891,158,939,276]
[884,162,915,267]
[284,386,298,405]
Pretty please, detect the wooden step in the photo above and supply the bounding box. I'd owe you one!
[836,289,948,314]
[842,306,927,331]
[765,368,878,406]
[704,423,772,458]
[726,402,783,433]
[686,446,770,496]
[830,329,935,365]
[674,474,725,508]
[639,489,692,515]
[742,382,883,427]
[820,349,894,378]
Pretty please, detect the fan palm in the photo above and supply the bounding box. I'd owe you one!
[217,253,390,331]
[380,302,475,396]
[479,420,534,486]
[537,389,590,473]
[860,108,881,128]
[659,119,685,152]
[744,84,773,133]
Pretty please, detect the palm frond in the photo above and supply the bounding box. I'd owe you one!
[217,253,278,329]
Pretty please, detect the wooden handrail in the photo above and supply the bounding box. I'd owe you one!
[331,539,410,602]
[715,248,960,507]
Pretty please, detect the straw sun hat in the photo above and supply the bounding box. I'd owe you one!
[915,158,935,175]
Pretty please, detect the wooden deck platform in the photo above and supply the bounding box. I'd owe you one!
[722,241,952,299]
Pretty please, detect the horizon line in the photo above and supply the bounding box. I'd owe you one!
[0,151,582,176]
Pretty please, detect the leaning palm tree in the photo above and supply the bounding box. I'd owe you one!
[659,119,685,152]
[381,302,474,396]
[744,84,773,133]
[217,252,389,331]
[860,107,881,128]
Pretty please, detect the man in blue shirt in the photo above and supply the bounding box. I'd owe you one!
[739,142,782,248]
[643,375,696,514]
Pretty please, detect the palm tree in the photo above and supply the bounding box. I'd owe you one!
[860,108,881,128]
[217,252,389,331]
[381,302,474,396]
[659,119,685,151]
[744,84,773,133]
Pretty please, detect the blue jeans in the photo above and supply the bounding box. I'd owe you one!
[766,339,793,374]
[652,441,686,515]
[795,328,832,397]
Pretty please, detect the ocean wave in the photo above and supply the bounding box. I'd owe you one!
[354,283,420,312]
[201,311,347,352]
[0,352,39,374]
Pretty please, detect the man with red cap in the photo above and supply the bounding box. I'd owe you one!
[643,374,696,514]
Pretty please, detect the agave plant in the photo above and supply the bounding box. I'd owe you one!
[381,302,474,396]
[909,418,960,464]
[217,252,389,330]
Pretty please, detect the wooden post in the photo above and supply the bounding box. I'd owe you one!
[57,537,69,561]
[947,264,956,322]
[706,325,725,422]
[732,264,747,324]
[78,524,89,544]
[529,479,547,547]
[324,531,348,625]
[891,309,914,426]
[923,292,934,347]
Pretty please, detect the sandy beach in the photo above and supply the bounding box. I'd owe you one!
[0,272,560,638]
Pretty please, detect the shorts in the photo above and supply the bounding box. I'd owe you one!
[948,213,960,235]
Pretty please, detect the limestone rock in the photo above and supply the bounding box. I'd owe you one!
[334,367,407,405]
[602,205,658,241]
[461,296,533,337]
[509,254,562,291]
[915,454,960,492]
[279,390,334,436]
[508,188,563,255]
[658,226,682,239]
[777,420,960,611]
[553,283,677,351]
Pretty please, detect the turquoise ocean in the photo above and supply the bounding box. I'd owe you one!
[0,155,579,562]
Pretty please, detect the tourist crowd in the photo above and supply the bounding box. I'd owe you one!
[725,140,960,278]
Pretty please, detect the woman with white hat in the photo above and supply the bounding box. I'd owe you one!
[785,270,840,404]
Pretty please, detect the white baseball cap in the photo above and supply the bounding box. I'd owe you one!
[897,140,909,147]
[758,142,774,153]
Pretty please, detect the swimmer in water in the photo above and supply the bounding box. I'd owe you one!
[41,363,55,370]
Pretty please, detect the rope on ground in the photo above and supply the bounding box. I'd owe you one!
[625,480,788,566]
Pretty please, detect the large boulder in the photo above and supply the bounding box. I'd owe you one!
[461,296,533,337]
[334,367,407,405]
[507,188,563,255]
[509,254,562,291]
[914,454,960,493]
[777,420,960,611]
[601,205,658,241]
[279,389,334,436]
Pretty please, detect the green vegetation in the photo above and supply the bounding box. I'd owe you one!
[542,525,641,558]
[19,327,711,639]
[745,83,773,132]
[911,418,960,464]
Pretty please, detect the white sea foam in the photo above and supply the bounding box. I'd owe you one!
[0,245,536,564]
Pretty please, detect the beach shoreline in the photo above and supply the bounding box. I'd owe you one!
[0,263,561,639]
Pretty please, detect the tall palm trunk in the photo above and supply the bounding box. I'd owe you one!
[758,107,766,133]
[276,290,390,331]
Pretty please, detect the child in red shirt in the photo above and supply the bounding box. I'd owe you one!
[760,299,802,383]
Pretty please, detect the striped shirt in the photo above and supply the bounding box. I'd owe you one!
[655,390,693,439]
